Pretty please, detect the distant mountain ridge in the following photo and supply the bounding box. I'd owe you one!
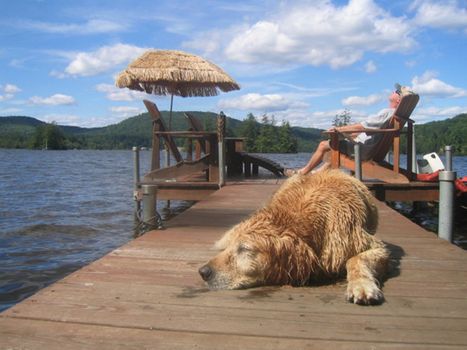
[1,112,466,154]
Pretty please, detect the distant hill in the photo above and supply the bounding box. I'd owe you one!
[412,113,467,155]
[1,111,318,151]
[1,112,465,154]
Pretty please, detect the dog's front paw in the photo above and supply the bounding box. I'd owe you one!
[346,278,384,305]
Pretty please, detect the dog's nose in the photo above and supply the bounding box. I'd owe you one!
[198,265,213,281]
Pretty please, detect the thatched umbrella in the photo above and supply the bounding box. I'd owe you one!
[116,50,240,130]
[115,49,239,173]
[116,50,240,99]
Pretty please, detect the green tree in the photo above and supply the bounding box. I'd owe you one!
[30,122,67,150]
[278,120,298,153]
[256,114,278,153]
[332,109,352,127]
[238,113,260,152]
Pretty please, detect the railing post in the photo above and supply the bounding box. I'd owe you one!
[411,124,418,173]
[354,143,362,181]
[217,112,226,187]
[133,146,141,214]
[445,145,453,171]
[141,184,163,232]
[438,146,456,242]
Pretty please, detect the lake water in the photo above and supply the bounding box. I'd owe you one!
[0,149,466,312]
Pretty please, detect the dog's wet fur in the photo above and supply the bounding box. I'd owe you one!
[199,170,389,305]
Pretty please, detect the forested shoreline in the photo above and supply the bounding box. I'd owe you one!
[0,112,465,155]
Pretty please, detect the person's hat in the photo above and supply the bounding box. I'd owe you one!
[394,83,414,96]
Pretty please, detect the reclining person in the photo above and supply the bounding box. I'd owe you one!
[285,85,408,176]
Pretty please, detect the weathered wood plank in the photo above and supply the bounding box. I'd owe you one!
[1,181,467,349]
[3,318,463,350]
[10,278,467,319]
[4,296,467,346]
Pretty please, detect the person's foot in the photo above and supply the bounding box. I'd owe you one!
[284,168,300,177]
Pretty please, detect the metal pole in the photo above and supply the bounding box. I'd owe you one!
[445,145,453,171]
[217,112,226,187]
[412,125,418,173]
[141,184,159,231]
[132,146,141,213]
[354,143,362,181]
[165,94,174,209]
[438,146,456,242]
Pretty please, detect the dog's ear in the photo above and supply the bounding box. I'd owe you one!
[264,234,318,286]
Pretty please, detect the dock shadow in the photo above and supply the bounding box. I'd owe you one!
[382,241,405,283]
[176,286,211,299]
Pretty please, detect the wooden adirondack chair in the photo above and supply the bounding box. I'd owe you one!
[143,100,219,182]
[325,94,420,183]
[143,100,183,171]
[184,112,207,160]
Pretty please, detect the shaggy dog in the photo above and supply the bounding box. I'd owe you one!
[199,170,390,305]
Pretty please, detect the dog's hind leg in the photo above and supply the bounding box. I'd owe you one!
[345,239,389,305]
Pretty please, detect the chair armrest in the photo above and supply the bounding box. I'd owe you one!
[322,127,399,136]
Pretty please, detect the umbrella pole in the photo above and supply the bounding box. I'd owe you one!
[165,93,175,210]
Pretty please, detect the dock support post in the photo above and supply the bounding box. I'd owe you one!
[141,184,163,233]
[217,112,226,187]
[164,148,171,209]
[354,143,362,181]
[133,146,141,215]
[411,125,418,173]
[438,146,456,242]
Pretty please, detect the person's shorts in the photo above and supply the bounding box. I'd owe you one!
[338,140,372,160]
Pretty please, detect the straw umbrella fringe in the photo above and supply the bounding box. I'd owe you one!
[115,50,240,97]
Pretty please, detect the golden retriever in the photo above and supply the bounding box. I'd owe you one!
[199,170,389,305]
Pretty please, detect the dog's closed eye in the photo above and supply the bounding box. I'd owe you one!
[237,244,251,254]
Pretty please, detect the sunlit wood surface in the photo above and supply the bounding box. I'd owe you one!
[1,178,466,349]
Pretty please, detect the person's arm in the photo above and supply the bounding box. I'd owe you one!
[327,123,365,137]
[334,123,364,133]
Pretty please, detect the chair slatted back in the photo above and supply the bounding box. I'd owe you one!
[143,99,183,163]
[184,112,207,154]
[370,94,419,162]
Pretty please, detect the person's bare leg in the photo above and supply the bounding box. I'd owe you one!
[298,140,331,174]
[314,161,331,173]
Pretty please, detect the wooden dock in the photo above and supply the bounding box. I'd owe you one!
[1,178,467,349]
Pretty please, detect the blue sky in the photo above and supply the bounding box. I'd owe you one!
[1,0,466,129]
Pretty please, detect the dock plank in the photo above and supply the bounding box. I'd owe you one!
[1,180,467,349]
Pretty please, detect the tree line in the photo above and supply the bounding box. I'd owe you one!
[235,113,298,153]
[1,112,465,155]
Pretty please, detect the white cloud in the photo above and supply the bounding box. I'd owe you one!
[41,114,82,125]
[61,43,147,77]
[96,83,149,101]
[0,107,22,115]
[3,84,21,94]
[20,19,127,34]
[110,106,145,118]
[186,0,416,69]
[413,106,467,123]
[411,71,467,97]
[413,0,467,32]
[82,115,130,128]
[281,108,367,129]
[0,84,21,101]
[342,93,383,106]
[29,94,76,106]
[365,60,377,74]
[0,94,13,102]
[218,93,307,112]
